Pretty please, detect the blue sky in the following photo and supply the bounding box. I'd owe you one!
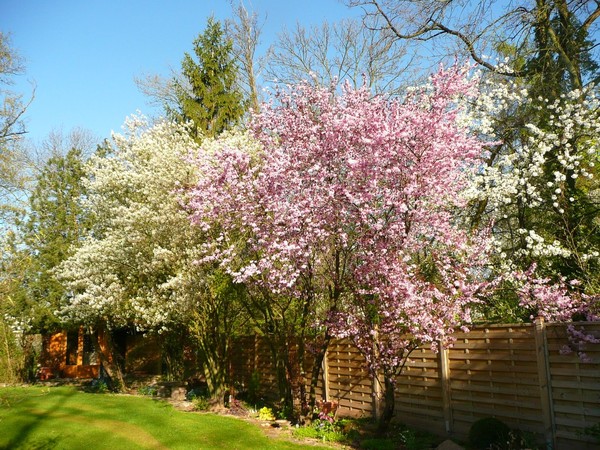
[2,0,358,145]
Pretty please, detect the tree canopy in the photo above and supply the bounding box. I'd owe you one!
[171,17,246,139]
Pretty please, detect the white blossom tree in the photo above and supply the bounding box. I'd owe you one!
[57,117,248,395]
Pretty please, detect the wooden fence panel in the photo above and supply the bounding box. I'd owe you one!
[229,335,258,393]
[447,325,545,437]
[227,322,600,449]
[394,346,446,433]
[326,339,373,417]
[546,323,600,449]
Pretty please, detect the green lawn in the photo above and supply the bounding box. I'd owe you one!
[0,385,328,450]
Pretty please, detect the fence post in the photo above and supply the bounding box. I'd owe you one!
[534,316,556,449]
[253,334,258,374]
[439,344,453,434]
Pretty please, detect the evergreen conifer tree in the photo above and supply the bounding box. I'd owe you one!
[171,17,245,140]
[21,148,91,331]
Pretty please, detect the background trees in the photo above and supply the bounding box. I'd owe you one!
[347,0,600,306]
[264,18,412,95]
[0,32,35,383]
[1,139,93,382]
[347,0,600,83]
[0,32,33,226]
[56,117,247,396]
[136,17,247,140]
[19,147,91,332]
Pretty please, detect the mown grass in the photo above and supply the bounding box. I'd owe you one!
[0,385,329,450]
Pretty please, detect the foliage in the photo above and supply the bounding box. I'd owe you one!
[186,63,494,426]
[18,148,91,332]
[258,406,276,421]
[584,423,600,442]
[0,320,38,383]
[191,394,211,411]
[0,385,319,449]
[293,418,350,444]
[87,379,109,394]
[467,75,600,296]
[488,430,542,450]
[0,232,30,382]
[137,385,158,396]
[0,319,21,382]
[56,117,247,399]
[469,417,511,450]
[172,17,245,139]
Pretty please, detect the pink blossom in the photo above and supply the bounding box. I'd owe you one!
[186,64,493,379]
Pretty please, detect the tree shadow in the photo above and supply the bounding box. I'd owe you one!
[3,388,77,449]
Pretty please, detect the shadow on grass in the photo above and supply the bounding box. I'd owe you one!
[3,388,77,450]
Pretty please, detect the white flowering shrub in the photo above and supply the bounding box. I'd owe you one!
[57,116,208,331]
[466,74,600,295]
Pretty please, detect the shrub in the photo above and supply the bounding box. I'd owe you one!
[88,379,109,394]
[191,395,210,411]
[292,426,319,440]
[258,406,275,421]
[469,417,511,449]
[138,385,158,396]
[292,417,351,444]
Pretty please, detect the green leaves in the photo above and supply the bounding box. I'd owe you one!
[173,17,245,140]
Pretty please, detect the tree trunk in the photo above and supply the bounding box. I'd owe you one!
[92,324,126,391]
[308,334,331,415]
[378,375,396,433]
[198,340,229,406]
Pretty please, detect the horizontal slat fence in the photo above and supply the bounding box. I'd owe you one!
[325,339,373,417]
[546,323,600,449]
[446,325,545,438]
[229,320,600,450]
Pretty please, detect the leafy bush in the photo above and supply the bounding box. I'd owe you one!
[292,417,353,444]
[492,430,541,450]
[258,406,275,421]
[191,395,210,411]
[88,379,109,394]
[292,426,319,440]
[469,417,511,449]
[138,385,158,396]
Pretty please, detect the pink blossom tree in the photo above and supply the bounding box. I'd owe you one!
[186,65,492,423]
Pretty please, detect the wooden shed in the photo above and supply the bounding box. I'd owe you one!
[39,327,162,379]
